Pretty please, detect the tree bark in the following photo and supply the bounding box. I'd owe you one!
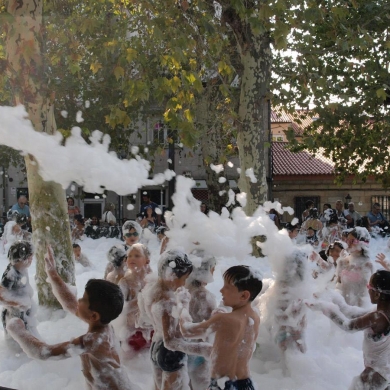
[6,0,75,307]
[196,81,229,214]
[222,7,271,215]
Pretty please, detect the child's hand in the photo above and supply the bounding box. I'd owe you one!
[304,299,324,311]
[44,246,57,275]
[176,286,191,308]
[376,253,389,270]
[309,251,319,262]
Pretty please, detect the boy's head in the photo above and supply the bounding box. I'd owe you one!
[187,249,216,287]
[222,266,262,304]
[122,220,142,245]
[73,243,81,258]
[155,226,167,241]
[8,241,33,266]
[82,279,124,324]
[158,249,193,282]
[107,246,127,268]
[126,243,150,271]
[369,271,390,302]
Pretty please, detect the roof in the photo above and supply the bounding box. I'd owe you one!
[272,142,335,176]
[271,108,316,137]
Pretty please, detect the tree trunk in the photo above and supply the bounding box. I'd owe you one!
[236,31,271,215]
[6,0,74,307]
[196,82,229,214]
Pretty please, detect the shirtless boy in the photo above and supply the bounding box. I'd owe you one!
[6,247,134,390]
[179,265,262,390]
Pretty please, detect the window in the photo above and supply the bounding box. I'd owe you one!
[153,121,167,144]
[272,136,284,142]
[371,196,390,220]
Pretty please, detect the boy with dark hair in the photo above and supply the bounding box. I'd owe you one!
[72,243,90,267]
[6,247,135,390]
[0,241,37,339]
[178,265,262,390]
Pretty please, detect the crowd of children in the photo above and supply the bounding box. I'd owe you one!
[3,202,390,390]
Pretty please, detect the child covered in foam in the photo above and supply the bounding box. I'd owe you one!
[0,241,38,341]
[105,246,127,284]
[117,243,153,356]
[137,249,212,390]
[104,220,142,279]
[336,227,373,307]
[308,270,390,390]
[185,249,218,389]
[178,265,262,390]
[7,247,137,390]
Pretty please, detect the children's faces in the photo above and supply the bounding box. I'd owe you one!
[329,245,342,260]
[220,278,249,308]
[126,248,149,270]
[73,247,81,258]
[346,234,360,251]
[124,228,139,245]
[77,291,95,322]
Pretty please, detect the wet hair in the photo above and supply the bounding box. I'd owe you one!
[223,265,262,301]
[348,227,370,243]
[158,249,193,279]
[128,243,150,260]
[326,241,344,256]
[285,222,299,232]
[74,214,84,224]
[72,243,81,249]
[309,208,318,218]
[107,246,127,268]
[187,249,216,287]
[8,241,33,265]
[155,226,167,235]
[371,270,390,301]
[323,203,332,210]
[122,220,142,236]
[16,213,27,225]
[85,279,124,324]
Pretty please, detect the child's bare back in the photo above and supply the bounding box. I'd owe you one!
[210,306,260,381]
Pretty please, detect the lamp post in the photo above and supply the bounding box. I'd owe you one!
[345,194,352,209]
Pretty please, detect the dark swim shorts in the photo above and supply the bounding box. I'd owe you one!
[209,377,256,390]
[150,339,186,372]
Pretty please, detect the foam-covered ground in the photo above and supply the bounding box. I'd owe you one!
[0,233,388,390]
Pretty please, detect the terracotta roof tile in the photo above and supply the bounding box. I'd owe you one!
[272,142,334,176]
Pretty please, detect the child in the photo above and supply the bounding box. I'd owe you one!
[72,243,90,267]
[156,226,169,254]
[138,249,212,390]
[0,241,38,339]
[105,246,127,284]
[307,270,390,390]
[306,227,319,246]
[71,215,85,242]
[104,220,142,279]
[7,247,135,390]
[185,250,218,390]
[336,227,373,307]
[118,243,152,355]
[178,265,262,390]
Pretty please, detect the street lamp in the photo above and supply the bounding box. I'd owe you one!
[344,194,352,209]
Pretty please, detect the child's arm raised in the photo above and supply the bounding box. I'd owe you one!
[45,246,78,316]
[307,300,379,332]
[7,318,83,360]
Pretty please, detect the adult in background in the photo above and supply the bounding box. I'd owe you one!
[301,200,314,222]
[11,195,30,220]
[67,197,80,227]
[140,191,161,224]
[101,203,116,226]
[344,202,362,228]
[335,200,347,228]
[367,202,389,229]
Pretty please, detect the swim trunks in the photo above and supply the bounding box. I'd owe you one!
[209,377,255,390]
[150,339,186,372]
